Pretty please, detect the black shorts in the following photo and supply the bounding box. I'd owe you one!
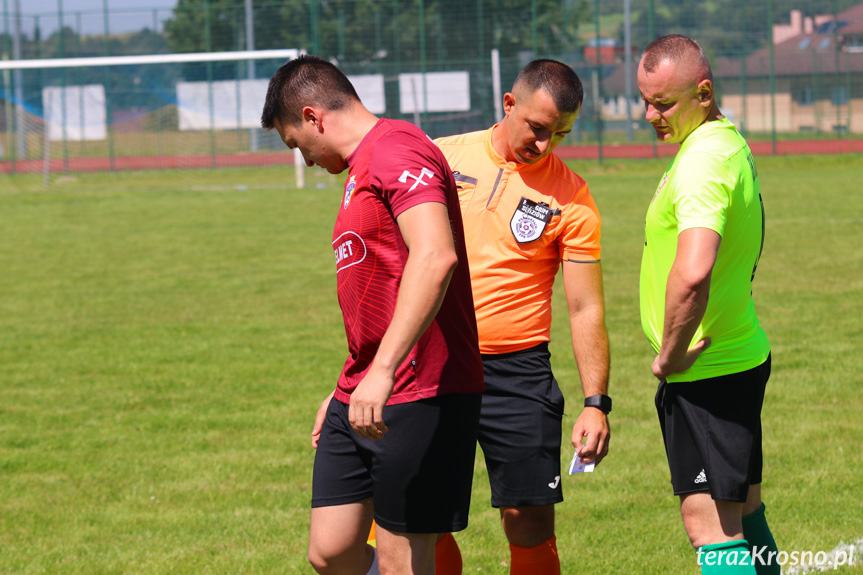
[478,343,565,508]
[655,355,771,502]
[311,392,481,533]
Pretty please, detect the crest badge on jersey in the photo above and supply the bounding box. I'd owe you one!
[343,176,357,209]
[510,197,553,243]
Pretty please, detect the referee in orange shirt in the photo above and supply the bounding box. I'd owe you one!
[434,59,611,574]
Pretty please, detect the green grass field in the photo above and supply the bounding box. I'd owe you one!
[1,155,861,574]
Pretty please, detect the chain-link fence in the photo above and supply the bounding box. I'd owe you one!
[2,0,862,173]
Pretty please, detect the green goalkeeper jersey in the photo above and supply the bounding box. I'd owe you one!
[640,118,770,383]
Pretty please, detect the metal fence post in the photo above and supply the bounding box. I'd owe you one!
[594,0,602,165]
[103,0,115,171]
[624,0,633,142]
[205,0,216,168]
[245,0,258,152]
[419,0,427,128]
[768,0,777,155]
[12,0,23,167]
[58,0,69,172]
[648,0,656,158]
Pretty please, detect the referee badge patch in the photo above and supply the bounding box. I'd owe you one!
[510,197,552,243]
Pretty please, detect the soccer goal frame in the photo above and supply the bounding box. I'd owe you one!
[0,48,306,187]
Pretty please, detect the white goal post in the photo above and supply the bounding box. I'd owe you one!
[0,49,302,71]
[0,48,306,187]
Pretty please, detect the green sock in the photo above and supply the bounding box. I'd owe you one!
[743,503,780,575]
[697,540,756,575]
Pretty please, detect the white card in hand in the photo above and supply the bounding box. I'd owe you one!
[568,450,596,475]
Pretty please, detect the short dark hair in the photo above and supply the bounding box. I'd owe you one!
[261,54,361,129]
[642,34,712,81]
[512,59,583,114]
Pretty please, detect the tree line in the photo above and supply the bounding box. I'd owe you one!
[1,0,858,117]
[3,0,858,68]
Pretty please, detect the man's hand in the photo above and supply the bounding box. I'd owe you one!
[571,406,610,466]
[348,366,393,440]
[652,337,711,381]
[311,390,335,449]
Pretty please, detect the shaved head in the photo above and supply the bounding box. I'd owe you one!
[637,34,720,144]
[641,34,712,84]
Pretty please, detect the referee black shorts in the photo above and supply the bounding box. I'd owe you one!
[311,392,481,534]
[655,355,771,502]
[478,342,566,508]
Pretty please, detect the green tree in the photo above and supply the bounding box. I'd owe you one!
[165,0,245,53]
[163,0,593,70]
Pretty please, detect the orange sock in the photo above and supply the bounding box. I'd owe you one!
[435,533,463,575]
[509,536,560,575]
[367,521,376,547]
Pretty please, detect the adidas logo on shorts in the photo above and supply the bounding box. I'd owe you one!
[694,469,708,484]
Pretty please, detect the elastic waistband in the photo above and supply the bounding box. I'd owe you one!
[481,341,549,361]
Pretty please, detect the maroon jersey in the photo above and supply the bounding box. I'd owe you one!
[331,119,483,405]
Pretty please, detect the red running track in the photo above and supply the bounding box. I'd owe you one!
[0,152,290,174]
[2,140,862,174]
[554,138,863,160]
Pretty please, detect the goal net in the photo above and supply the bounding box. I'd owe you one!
[0,49,305,181]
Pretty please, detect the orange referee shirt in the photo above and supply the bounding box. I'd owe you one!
[436,126,602,354]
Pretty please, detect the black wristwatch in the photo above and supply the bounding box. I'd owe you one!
[584,394,612,415]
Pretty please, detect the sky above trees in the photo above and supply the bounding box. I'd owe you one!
[11,0,177,34]
[22,0,176,13]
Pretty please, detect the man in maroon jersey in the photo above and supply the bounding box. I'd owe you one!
[262,55,484,575]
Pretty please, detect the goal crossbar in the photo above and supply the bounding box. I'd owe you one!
[0,49,302,71]
[0,48,305,186]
